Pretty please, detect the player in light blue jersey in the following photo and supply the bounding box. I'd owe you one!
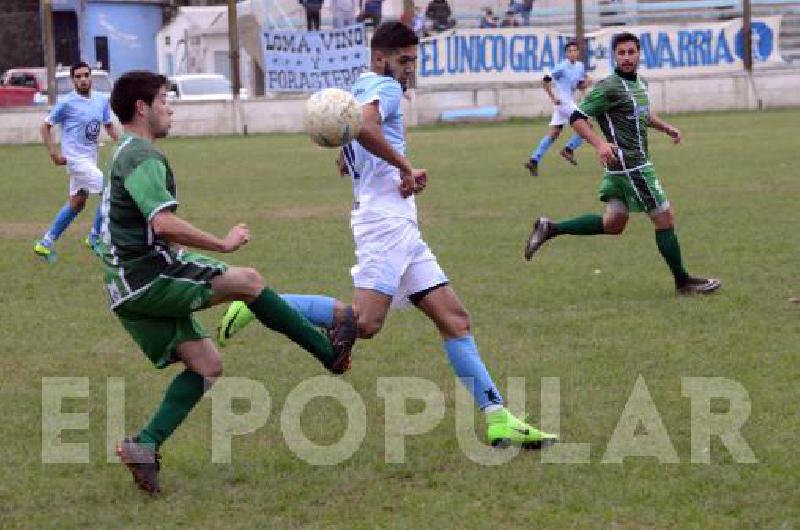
[34,61,119,263]
[525,41,589,176]
[220,22,557,450]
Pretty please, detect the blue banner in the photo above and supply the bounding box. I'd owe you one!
[418,17,783,86]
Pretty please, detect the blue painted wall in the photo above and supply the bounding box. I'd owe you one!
[82,3,161,79]
[52,0,162,80]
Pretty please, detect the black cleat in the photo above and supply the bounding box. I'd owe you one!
[524,217,557,260]
[560,147,578,166]
[524,159,538,177]
[676,276,722,295]
[326,306,357,374]
[116,437,161,496]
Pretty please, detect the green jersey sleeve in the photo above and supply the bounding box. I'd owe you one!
[123,158,178,221]
[578,81,611,118]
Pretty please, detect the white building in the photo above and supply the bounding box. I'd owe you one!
[156,6,254,89]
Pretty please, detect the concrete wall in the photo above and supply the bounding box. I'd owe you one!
[1,68,797,144]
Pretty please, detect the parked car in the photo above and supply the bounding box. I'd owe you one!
[168,74,248,101]
[0,67,46,106]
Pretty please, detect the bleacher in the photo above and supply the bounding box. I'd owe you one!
[444,0,800,64]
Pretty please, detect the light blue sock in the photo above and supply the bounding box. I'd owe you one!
[444,335,503,410]
[531,135,555,161]
[89,204,103,239]
[279,294,335,329]
[44,202,80,243]
[565,133,583,151]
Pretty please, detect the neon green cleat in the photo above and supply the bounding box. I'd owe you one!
[217,300,255,348]
[33,240,57,264]
[486,408,558,450]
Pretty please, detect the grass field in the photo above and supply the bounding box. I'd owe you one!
[0,109,798,529]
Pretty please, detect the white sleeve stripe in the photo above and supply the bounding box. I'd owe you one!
[147,200,178,223]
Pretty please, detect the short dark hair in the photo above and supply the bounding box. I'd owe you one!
[371,21,419,51]
[70,61,91,77]
[111,70,169,124]
[612,32,640,51]
[564,39,579,51]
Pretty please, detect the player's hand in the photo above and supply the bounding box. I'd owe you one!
[399,169,427,197]
[50,151,67,166]
[596,142,618,166]
[335,150,349,177]
[221,223,250,253]
[665,126,681,144]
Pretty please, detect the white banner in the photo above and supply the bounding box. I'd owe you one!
[417,17,783,86]
[262,24,370,92]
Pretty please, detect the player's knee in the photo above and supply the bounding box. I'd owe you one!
[195,356,223,379]
[241,267,264,295]
[357,315,383,339]
[449,308,471,336]
[604,215,628,235]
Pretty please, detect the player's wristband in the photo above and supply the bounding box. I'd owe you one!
[542,75,552,83]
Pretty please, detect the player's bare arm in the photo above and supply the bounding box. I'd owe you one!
[570,114,618,165]
[648,111,681,144]
[151,211,249,253]
[357,101,426,197]
[40,122,66,165]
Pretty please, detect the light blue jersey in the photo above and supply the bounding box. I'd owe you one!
[550,60,586,103]
[46,91,111,163]
[342,72,416,225]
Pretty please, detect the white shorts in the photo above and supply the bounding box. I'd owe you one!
[549,101,579,127]
[351,219,449,308]
[67,158,103,196]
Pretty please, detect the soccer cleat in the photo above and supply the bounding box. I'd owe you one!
[524,217,557,261]
[116,437,161,496]
[217,301,254,348]
[560,147,578,166]
[486,408,558,450]
[326,306,357,375]
[676,276,722,295]
[524,159,538,177]
[33,239,57,264]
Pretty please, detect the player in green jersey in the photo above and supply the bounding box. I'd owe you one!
[102,71,356,495]
[524,32,720,295]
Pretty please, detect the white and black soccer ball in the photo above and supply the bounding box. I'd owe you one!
[304,88,362,148]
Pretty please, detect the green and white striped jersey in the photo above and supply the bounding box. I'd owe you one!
[99,133,180,308]
[578,71,652,172]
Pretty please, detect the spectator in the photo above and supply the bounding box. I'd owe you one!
[301,0,324,31]
[332,0,358,28]
[517,0,533,26]
[412,6,427,37]
[425,0,455,32]
[479,7,499,28]
[501,9,519,27]
[357,0,385,27]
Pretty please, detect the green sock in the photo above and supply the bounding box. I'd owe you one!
[247,287,335,366]
[655,228,689,283]
[137,370,206,450]
[554,214,605,235]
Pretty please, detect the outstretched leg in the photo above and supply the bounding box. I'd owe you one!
[415,284,557,449]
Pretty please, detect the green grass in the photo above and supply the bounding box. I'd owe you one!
[1,109,798,529]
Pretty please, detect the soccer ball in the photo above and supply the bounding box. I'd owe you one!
[304,88,362,148]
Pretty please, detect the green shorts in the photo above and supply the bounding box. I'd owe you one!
[598,165,668,213]
[114,252,227,368]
